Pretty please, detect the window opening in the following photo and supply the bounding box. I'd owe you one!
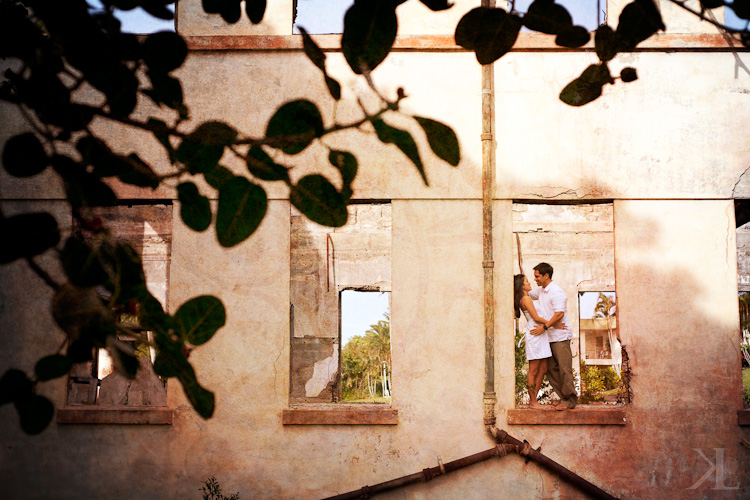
[340,290,391,402]
[293,0,351,34]
[289,203,392,404]
[511,0,606,32]
[578,291,626,404]
[66,204,172,407]
[736,200,750,408]
[512,202,627,408]
[88,0,175,34]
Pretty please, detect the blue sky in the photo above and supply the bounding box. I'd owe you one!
[341,290,390,347]
[88,0,175,33]
[578,291,615,320]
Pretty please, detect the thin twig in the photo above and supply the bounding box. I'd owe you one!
[25,257,61,291]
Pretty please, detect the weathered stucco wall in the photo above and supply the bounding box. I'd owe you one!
[2,3,750,500]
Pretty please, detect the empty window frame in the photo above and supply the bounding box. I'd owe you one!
[512,202,626,407]
[293,0,351,34]
[340,290,391,402]
[88,0,175,34]
[66,204,172,408]
[289,202,392,404]
[736,200,750,409]
[510,0,606,31]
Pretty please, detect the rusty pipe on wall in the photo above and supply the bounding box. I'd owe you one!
[480,0,497,427]
[321,444,519,500]
[491,428,620,500]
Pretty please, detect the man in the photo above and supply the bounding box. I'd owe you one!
[529,262,578,410]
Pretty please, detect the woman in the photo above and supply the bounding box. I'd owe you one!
[513,274,558,409]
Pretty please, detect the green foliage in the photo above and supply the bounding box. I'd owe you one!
[342,316,391,401]
[580,362,621,404]
[200,476,240,500]
[290,175,348,228]
[342,0,398,74]
[514,327,528,405]
[372,119,427,185]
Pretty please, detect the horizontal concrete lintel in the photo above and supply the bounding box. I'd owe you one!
[282,407,398,425]
[185,33,746,52]
[507,407,626,425]
[738,409,750,426]
[57,406,173,425]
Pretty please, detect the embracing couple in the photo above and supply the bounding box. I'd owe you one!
[513,262,578,411]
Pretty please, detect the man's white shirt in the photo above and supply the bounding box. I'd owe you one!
[528,281,572,342]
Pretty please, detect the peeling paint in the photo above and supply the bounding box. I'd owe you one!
[305,351,339,398]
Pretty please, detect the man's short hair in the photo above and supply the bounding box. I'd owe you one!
[533,262,554,279]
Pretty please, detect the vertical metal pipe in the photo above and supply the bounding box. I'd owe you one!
[481,0,497,426]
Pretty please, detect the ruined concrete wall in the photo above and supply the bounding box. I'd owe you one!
[2,5,750,500]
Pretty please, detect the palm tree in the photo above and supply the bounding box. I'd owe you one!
[594,293,620,377]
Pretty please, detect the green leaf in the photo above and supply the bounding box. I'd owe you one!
[556,26,590,48]
[414,116,460,167]
[419,0,453,11]
[616,0,665,51]
[143,31,188,74]
[523,0,573,35]
[61,237,108,287]
[0,212,60,264]
[103,243,147,302]
[181,375,215,419]
[2,133,48,177]
[595,25,619,62]
[153,336,214,418]
[290,174,348,227]
[342,0,398,74]
[108,339,139,379]
[246,0,267,24]
[328,149,358,199]
[52,284,114,346]
[246,146,289,181]
[733,0,750,20]
[52,155,118,207]
[204,164,235,189]
[141,1,174,20]
[145,70,184,110]
[177,182,212,232]
[266,100,325,155]
[0,369,32,406]
[120,154,161,189]
[559,64,614,107]
[455,7,522,65]
[175,295,226,346]
[325,75,342,101]
[299,26,326,72]
[176,121,238,174]
[621,67,638,82]
[372,119,427,185]
[15,394,54,435]
[299,26,342,101]
[35,355,73,381]
[147,118,176,162]
[216,176,268,247]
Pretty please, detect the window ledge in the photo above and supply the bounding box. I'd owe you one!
[282,405,398,425]
[57,406,173,425]
[508,405,626,425]
[738,409,750,426]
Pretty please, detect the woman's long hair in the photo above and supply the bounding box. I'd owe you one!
[513,274,525,318]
